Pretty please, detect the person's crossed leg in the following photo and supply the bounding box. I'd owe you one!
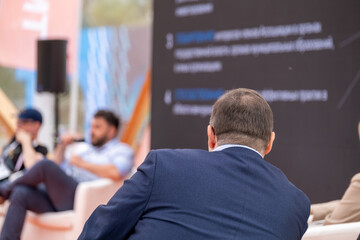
[0,160,78,240]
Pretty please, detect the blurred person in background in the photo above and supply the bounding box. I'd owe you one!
[0,108,47,182]
[0,109,134,240]
[311,121,360,225]
[52,109,134,182]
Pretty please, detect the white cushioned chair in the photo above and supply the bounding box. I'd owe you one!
[302,218,360,240]
[21,178,123,240]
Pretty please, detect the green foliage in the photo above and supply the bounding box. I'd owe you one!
[0,67,25,110]
[84,0,153,27]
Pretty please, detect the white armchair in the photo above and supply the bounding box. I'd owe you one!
[21,178,123,240]
[302,219,360,240]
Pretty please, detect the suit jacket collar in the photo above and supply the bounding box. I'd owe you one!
[213,144,263,158]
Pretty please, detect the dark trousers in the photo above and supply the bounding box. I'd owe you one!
[0,160,78,240]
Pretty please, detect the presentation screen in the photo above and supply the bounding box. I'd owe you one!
[151,0,360,202]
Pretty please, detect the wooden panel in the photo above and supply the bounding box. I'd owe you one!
[0,88,17,138]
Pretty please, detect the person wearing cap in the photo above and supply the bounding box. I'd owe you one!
[0,108,47,182]
[0,109,134,240]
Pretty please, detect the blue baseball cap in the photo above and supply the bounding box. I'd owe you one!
[18,108,43,123]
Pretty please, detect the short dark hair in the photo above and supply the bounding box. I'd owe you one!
[94,110,120,130]
[209,88,273,152]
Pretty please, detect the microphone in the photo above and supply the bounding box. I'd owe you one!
[55,137,85,145]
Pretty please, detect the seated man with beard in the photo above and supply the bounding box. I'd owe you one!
[0,109,134,240]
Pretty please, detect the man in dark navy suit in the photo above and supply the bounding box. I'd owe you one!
[79,88,310,240]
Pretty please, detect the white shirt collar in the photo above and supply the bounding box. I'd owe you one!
[213,144,263,158]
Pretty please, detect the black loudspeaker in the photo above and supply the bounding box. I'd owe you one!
[37,39,67,93]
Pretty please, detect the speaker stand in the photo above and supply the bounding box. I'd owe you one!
[54,93,60,149]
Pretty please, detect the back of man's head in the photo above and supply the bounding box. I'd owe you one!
[93,110,120,131]
[209,88,273,153]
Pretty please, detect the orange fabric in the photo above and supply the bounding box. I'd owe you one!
[0,89,18,138]
[121,70,151,149]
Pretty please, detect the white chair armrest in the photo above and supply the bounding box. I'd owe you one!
[72,178,123,237]
[26,210,74,231]
[303,221,360,240]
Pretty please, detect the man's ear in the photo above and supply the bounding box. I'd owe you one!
[264,132,275,156]
[34,122,41,131]
[207,125,216,152]
[34,122,41,134]
[109,125,118,139]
